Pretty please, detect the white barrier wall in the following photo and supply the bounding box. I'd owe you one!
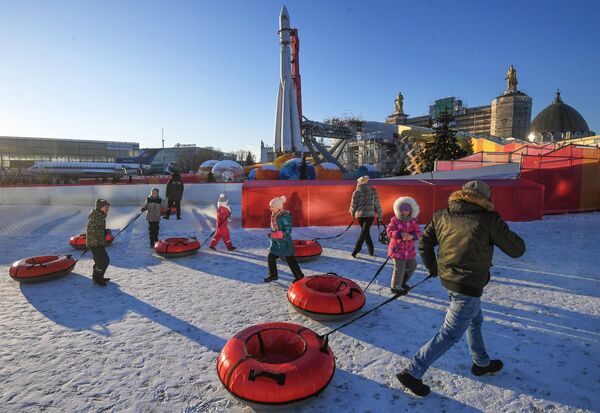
[0,183,243,206]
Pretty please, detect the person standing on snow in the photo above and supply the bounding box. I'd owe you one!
[165,172,184,219]
[263,196,305,283]
[209,193,236,251]
[86,199,111,286]
[349,175,382,257]
[397,180,526,397]
[141,187,166,247]
[386,196,422,294]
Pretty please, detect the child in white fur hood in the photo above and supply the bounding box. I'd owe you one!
[386,196,422,294]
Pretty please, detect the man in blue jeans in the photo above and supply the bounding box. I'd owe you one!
[398,180,526,396]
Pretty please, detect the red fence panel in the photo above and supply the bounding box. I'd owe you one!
[242,179,544,228]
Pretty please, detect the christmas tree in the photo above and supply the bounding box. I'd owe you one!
[420,111,467,172]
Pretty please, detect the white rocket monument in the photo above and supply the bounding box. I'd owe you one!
[274,6,303,154]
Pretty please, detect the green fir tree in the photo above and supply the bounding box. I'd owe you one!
[420,111,467,172]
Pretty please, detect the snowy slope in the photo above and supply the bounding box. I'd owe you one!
[0,205,598,412]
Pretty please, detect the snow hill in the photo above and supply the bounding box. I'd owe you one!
[0,205,598,412]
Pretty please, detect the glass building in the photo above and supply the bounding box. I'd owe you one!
[0,136,140,173]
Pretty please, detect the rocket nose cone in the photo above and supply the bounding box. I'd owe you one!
[280,5,290,22]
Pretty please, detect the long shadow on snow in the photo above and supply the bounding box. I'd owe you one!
[284,367,482,413]
[169,249,266,284]
[20,273,226,352]
[384,291,598,411]
[31,211,82,234]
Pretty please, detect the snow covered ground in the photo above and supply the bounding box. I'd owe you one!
[0,205,598,412]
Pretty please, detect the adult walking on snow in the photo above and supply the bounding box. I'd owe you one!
[87,198,112,286]
[165,172,184,219]
[397,180,526,397]
[349,175,382,257]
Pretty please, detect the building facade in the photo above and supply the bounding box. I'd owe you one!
[0,136,139,174]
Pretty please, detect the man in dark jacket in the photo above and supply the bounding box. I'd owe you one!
[86,198,111,286]
[165,172,184,219]
[397,180,525,397]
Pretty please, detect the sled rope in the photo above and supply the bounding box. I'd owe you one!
[75,212,143,262]
[318,275,434,345]
[363,240,403,292]
[311,220,354,241]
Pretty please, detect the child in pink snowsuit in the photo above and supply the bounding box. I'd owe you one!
[386,196,422,294]
[209,194,236,251]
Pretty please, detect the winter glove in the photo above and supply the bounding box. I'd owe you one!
[140,207,146,212]
[271,230,284,239]
[429,271,438,278]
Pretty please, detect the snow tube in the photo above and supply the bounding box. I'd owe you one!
[279,240,322,262]
[9,255,76,283]
[288,273,366,320]
[69,230,114,249]
[160,206,178,216]
[217,322,335,408]
[154,237,200,258]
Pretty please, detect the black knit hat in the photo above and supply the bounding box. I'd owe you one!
[95,198,111,209]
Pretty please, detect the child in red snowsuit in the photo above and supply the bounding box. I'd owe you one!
[209,194,236,251]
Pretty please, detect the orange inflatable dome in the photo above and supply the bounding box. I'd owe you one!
[315,162,342,180]
[255,164,280,180]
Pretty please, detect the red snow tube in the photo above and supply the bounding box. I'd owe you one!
[154,237,200,258]
[9,255,76,283]
[217,322,335,408]
[160,206,178,216]
[288,273,366,320]
[69,230,114,249]
[279,240,323,262]
[292,240,322,262]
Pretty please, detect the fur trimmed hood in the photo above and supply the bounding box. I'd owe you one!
[448,189,494,211]
[393,196,420,219]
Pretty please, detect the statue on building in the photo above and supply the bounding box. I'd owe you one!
[394,92,404,114]
[505,64,518,93]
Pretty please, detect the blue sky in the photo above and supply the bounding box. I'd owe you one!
[1,0,598,155]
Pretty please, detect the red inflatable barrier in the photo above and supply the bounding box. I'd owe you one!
[9,255,76,283]
[69,230,114,249]
[154,237,200,258]
[242,179,544,228]
[217,322,335,408]
[288,273,366,320]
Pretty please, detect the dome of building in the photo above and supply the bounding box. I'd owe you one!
[529,91,590,141]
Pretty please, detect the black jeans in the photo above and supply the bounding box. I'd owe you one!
[149,221,159,244]
[268,252,304,279]
[90,246,110,279]
[355,217,375,254]
[167,199,181,218]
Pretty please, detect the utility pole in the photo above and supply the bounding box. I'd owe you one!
[161,128,165,164]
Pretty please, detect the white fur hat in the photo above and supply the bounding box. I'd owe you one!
[217,193,229,207]
[269,195,287,210]
[393,196,420,219]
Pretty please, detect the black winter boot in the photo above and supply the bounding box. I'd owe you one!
[396,370,430,397]
[263,275,278,282]
[471,360,503,376]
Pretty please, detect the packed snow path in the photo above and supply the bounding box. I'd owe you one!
[0,205,598,412]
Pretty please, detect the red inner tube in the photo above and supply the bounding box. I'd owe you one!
[288,274,366,316]
[154,237,200,254]
[9,255,76,279]
[292,240,322,258]
[217,322,335,406]
[69,231,113,248]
